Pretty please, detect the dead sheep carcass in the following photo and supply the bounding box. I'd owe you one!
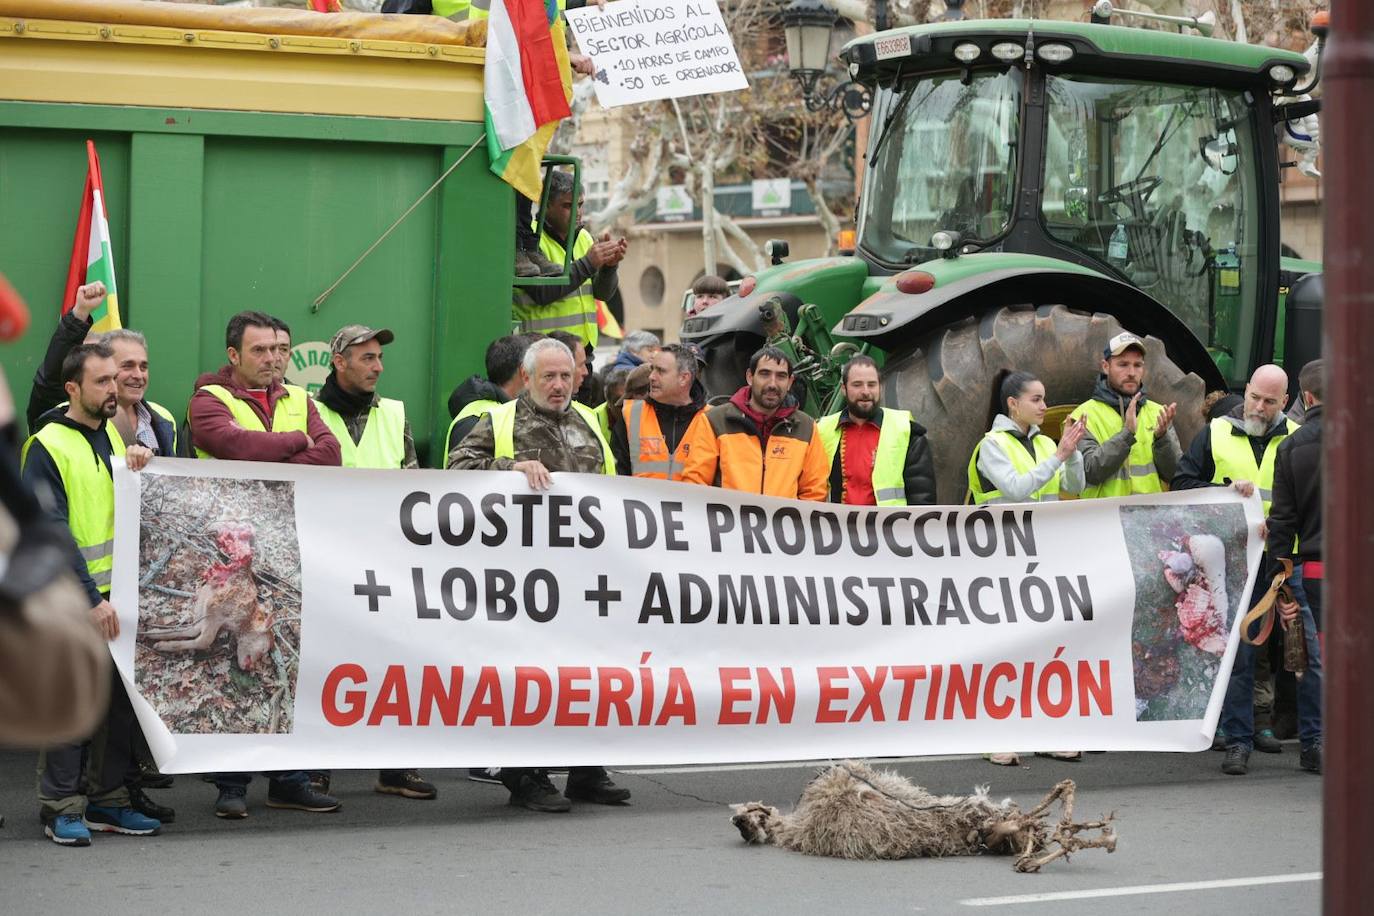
[730,760,1116,872]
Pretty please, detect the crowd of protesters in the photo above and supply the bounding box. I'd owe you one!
[1,268,1325,844]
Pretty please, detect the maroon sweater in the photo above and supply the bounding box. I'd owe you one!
[188,366,341,465]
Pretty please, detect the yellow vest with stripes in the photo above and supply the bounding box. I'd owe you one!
[816,408,913,506]
[193,384,311,459]
[21,424,114,595]
[488,398,614,475]
[513,226,599,346]
[1209,416,1299,515]
[1069,397,1166,498]
[967,430,1061,504]
[315,397,407,469]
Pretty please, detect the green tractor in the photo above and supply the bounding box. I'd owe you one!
[681,13,1324,503]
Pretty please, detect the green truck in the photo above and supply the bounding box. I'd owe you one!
[681,16,1324,502]
[0,0,516,464]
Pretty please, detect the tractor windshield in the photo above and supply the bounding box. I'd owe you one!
[859,69,1022,264]
[1041,76,1262,381]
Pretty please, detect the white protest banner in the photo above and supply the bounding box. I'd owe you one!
[110,460,1262,772]
[564,0,748,108]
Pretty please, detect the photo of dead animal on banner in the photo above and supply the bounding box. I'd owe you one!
[134,475,302,735]
[731,761,1116,872]
[1122,502,1250,722]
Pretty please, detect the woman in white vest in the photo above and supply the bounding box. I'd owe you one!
[968,371,1087,765]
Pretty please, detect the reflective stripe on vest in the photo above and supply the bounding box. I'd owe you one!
[1209,416,1298,515]
[193,384,310,458]
[624,400,698,481]
[816,408,913,506]
[966,430,1061,504]
[315,397,407,469]
[1070,398,1166,498]
[488,399,615,475]
[445,398,500,460]
[21,424,114,593]
[512,227,599,346]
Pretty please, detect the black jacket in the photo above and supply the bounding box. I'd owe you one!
[611,380,708,476]
[19,415,114,606]
[827,408,937,507]
[1171,407,1292,490]
[26,312,92,432]
[1267,404,1321,569]
[446,375,514,450]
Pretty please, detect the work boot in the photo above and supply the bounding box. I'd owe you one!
[508,772,571,813]
[1254,729,1283,754]
[375,769,437,800]
[514,249,564,278]
[137,760,174,790]
[1300,740,1323,774]
[84,804,161,836]
[128,785,175,824]
[267,780,340,813]
[214,785,248,819]
[565,768,631,805]
[45,813,91,847]
[1221,745,1251,776]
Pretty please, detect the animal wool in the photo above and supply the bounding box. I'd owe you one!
[731,761,1117,872]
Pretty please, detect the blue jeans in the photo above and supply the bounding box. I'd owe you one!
[1222,567,1323,751]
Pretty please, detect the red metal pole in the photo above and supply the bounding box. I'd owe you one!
[1323,1,1374,912]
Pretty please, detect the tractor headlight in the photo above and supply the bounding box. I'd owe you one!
[1036,43,1074,63]
[1268,64,1295,85]
[990,42,1024,62]
[953,42,981,63]
[931,230,958,251]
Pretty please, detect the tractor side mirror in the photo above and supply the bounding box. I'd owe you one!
[1199,133,1238,175]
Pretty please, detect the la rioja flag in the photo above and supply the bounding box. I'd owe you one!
[62,140,122,333]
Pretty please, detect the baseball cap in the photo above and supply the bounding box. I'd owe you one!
[330,324,395,355]
[1104,331,1146,359]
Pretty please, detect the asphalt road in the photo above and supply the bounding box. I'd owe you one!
[0,747,1320,915]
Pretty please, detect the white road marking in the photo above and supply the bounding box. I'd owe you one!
[617,754,981,775]
[959,872,1322,907]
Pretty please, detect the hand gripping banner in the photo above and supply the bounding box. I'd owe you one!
[110,460,1263,772]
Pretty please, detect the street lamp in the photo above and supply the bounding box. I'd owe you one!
[782,0,872,121]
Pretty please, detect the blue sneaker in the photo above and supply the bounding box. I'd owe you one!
[45,812,91,847]
[84,804,161,836]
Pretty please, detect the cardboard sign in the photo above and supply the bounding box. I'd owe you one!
[565,0,748,108]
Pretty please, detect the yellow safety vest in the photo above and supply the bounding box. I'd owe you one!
[1209,416,1299,515]
[466,0,563,22]
[592,401,611,444]
[967,430,1061,505]
[444,398,501,465]
[59,399,178,457]
[1069,397,1166,498]
[193,384,311,459]
[816,408,913,506]
[487,398,614,475]
[21,424,114,595]
[315,397,407,470]
[513,226,599,346]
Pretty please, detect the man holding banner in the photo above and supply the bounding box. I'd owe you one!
[450,336,630,811]
[21,343,160,846]
[1173,364,1297,777]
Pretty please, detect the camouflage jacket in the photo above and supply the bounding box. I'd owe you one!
[447,393,605,474]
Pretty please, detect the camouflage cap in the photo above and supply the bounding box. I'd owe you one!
[330,324,395,355]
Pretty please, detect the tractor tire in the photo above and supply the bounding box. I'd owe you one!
[881,304,1208,504]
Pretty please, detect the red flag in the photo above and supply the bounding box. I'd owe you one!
[61,141,100,316]
[309,0,342,11]
[506,0,571,128]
